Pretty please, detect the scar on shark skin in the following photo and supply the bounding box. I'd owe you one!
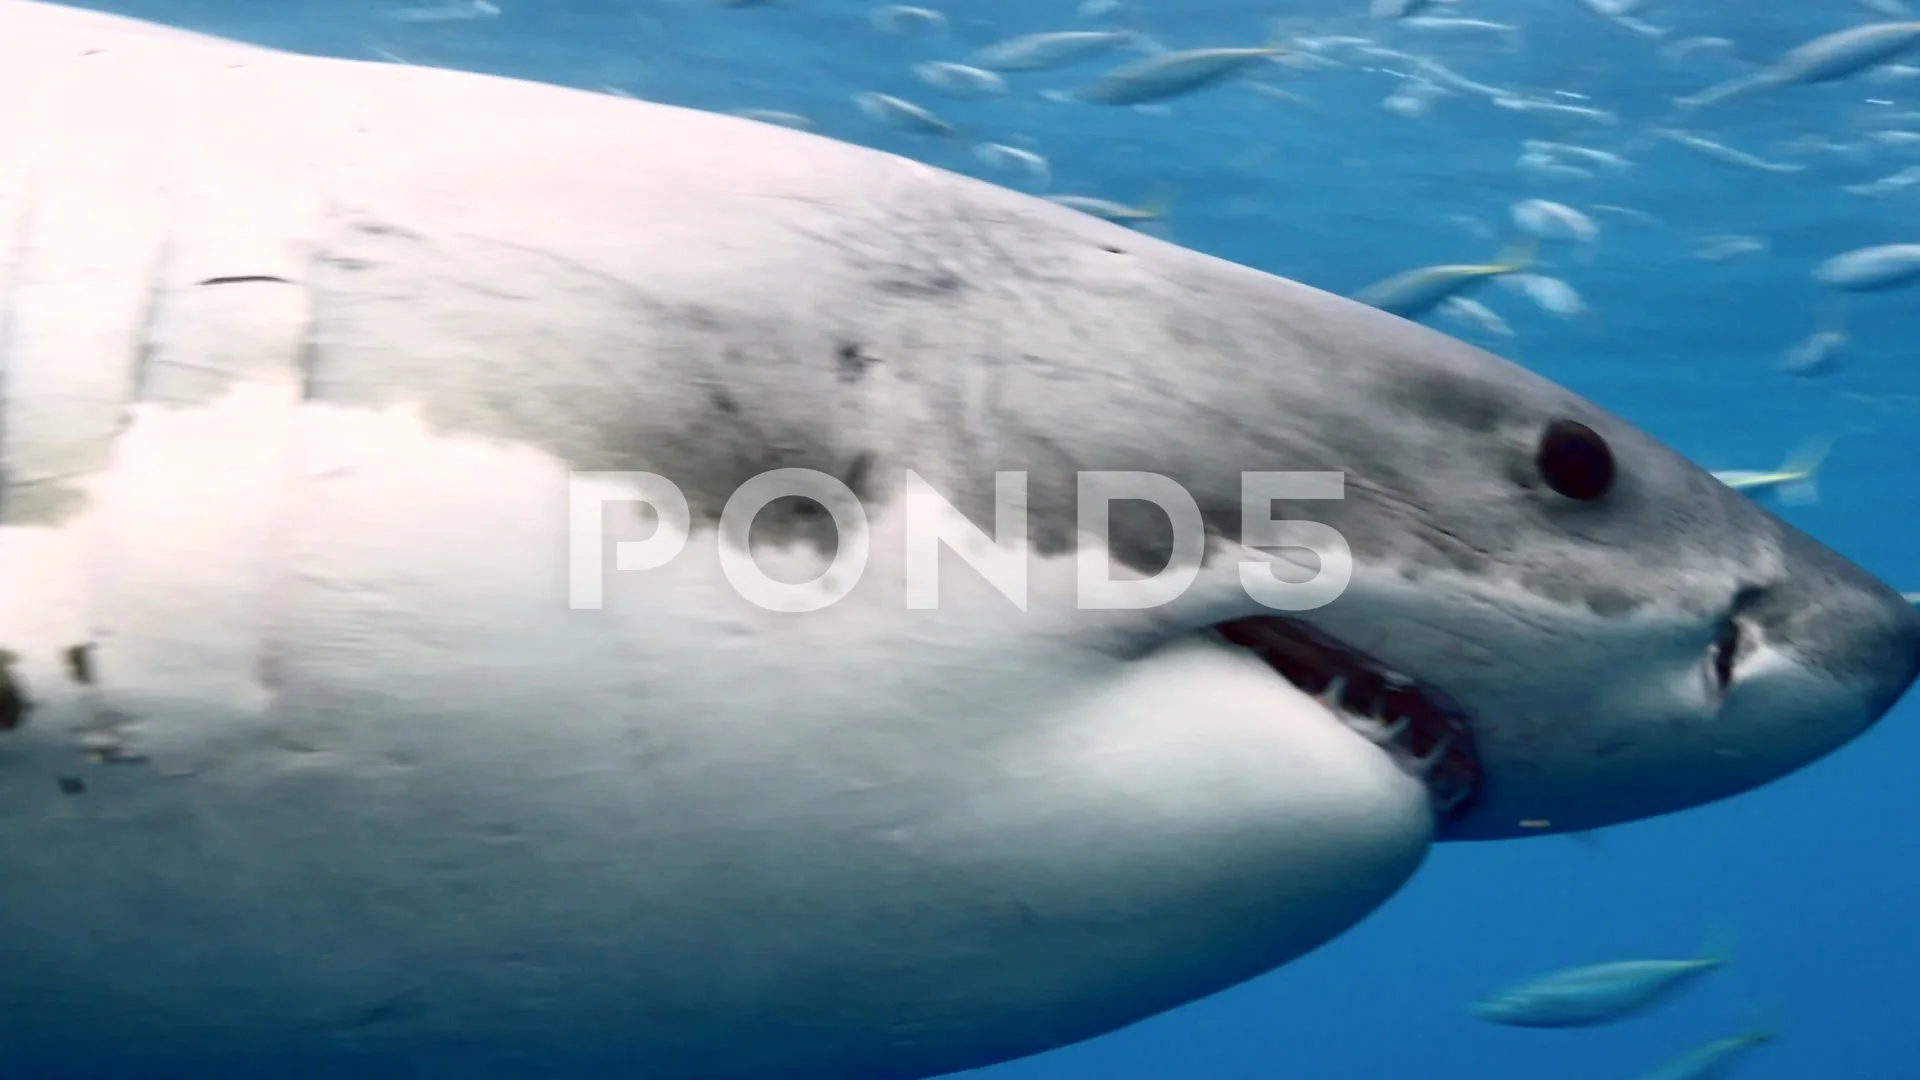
[0,649,28,730]
[64,643,96,685]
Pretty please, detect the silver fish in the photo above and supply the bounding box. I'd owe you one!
[1590,203,1658,225]
[1511,199,1598,244]
[1492,95,1617,124]
[1471,935,1729,1027]
[1695,234,1768,261]
[868,5,948,36]
[972,143,1051,186]
[1843,164,1920,197]
[1401,16,1520,42]
[1517,152,1597,180]
[1524,140,1633,172]
[1663,36,1735,61]
[1631,1026,1775,1080]
[384,0,498,21]
[1501,273,1587,318]
[1652,129,1805,173]
[1780,328,1847,375]
[851,92,956,137]
[1438,296,1514,337]
[969,30,1137,73]
[1866,128,1920,148]
[1680,21,1920,108]
[1076,46,1288,106]
[912,61,1007,99]
[1371,0,1452,18]
[1579,0,1666,38]
[1814,243,1920,290]
[727,108,815,131]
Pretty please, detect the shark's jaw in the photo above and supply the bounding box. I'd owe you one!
[1214,617,1482,819]
[1192,536,1920,843]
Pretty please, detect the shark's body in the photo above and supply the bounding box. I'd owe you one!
[0,4,1915,1078]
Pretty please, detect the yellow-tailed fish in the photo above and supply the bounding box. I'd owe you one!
[1045,182,1176,223]
[1711,437,1832,506]
[1354,235,1538,319]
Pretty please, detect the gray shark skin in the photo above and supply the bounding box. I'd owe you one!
[0,3,1915,1078]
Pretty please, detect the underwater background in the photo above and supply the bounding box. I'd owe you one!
[48,0,1920,1076]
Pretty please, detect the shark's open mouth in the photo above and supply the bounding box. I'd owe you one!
[1216,618,1481,817]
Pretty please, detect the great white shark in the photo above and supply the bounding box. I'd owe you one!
[0,3,1914,1077]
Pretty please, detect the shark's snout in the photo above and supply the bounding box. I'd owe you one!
[1755,527,1920,728]
[1426,510,1920,842]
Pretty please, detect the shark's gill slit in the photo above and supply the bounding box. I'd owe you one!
[1215,617,1481,816]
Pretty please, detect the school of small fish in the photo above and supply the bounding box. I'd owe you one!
[500,0,1920,545]
[365,1,1920,439]
[364,3,1918,1073]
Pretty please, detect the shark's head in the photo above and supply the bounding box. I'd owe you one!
[1376,409,1920,840]
[1109,262,1919,840]
[984,237,1920,843]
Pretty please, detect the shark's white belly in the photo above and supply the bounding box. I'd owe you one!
[0,388,1432,1076]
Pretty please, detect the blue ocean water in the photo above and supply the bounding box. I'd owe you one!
[47,0,1920,1076]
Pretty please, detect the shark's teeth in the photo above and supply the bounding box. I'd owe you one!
[1214,617,1482,817]
[1373,712,1413,744]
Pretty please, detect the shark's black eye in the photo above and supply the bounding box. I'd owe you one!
[1536,419,1614,501]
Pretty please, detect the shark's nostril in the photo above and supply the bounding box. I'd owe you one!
[1708,617,1739,694]
[1707,587,1769,698]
